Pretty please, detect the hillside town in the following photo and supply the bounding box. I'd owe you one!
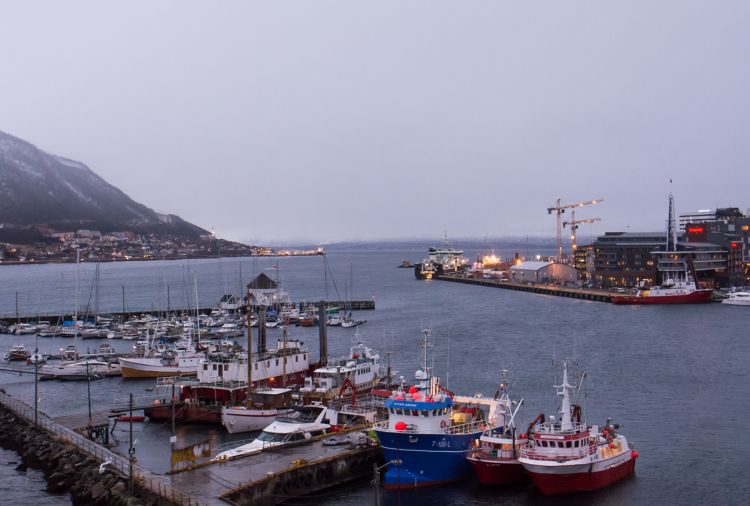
[0,229,324,264]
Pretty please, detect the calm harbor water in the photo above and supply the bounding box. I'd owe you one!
[1,242,749,505]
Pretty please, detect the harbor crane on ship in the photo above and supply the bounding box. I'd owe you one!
[563,211,601,260]
[547,198,604,261]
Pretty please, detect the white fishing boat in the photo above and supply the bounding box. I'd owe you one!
[214,404,331,461]
[120,349,203,378]
[300,334,383,400]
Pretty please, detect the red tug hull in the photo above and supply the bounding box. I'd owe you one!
[611,289,712,305]
[469,459,527,485]
[527,456,636,495]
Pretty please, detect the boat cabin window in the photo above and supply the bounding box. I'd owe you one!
[254,363,258,370]
[304,354,307,361]
[203,364,208,370]
[224,364,229,371]
[295,356,298,362]
[574,440,579,447]
[213,364,218,371]
[276,359,279,366]
[421,410,429,417]
[541,441,548,447]
[558,442,564,448]
[566,441,572,448]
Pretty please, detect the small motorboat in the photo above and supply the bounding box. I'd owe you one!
[722,291,750,306]
[116,415,146,422]
[322,436,349,446]
[6,344,31,361]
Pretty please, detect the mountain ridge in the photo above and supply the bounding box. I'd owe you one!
[0,130,207,241]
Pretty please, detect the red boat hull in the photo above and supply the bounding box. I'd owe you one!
[469,458,527,485]
[611,289,712,305]
[526,456,636,495]
[145,404,223,424]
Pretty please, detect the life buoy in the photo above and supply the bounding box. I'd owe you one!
[440,420,447,429]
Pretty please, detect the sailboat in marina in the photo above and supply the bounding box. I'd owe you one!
[120,275,204,378]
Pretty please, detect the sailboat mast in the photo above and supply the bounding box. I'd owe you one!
[281,327,287,387]
[245,301,253,408]
[74,249,80,324]
[95,262,99,322]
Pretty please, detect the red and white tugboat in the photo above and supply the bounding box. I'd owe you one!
[611,193,712,305]
[518,363,638,495]
[467,372,527,485]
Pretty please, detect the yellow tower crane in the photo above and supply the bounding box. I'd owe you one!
[547,198,604,261]
[563,210,601,261]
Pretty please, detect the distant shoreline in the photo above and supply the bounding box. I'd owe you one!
[0,252,325,266]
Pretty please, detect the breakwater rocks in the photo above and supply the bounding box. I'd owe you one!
[0,406,143,506]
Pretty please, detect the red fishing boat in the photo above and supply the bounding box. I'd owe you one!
[467,373,527,485]
[518,363,638,495]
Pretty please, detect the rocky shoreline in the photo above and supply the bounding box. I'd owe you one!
[0,406,146,505]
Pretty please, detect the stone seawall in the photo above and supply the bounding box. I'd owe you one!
[0,405,144,505]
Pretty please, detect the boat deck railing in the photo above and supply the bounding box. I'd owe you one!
[372,417,487,435]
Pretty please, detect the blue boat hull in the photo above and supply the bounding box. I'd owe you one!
[376,430,482,489]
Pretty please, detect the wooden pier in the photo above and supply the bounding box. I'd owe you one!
[437,273,614,302]
[164,437,380,506]
[1,299,375,324]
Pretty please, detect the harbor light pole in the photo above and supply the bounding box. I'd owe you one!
[34,347,39,427]
[128,393,135,495]
[86,360,92,427]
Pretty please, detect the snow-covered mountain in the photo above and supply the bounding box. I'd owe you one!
[0,130,206,237]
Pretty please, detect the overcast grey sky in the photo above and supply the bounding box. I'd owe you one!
[1,1,748,243]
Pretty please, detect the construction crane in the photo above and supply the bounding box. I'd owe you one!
[563,210,601,260]
[547,198,604,261]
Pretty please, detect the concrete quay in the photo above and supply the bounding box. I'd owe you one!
[437,273,614,302]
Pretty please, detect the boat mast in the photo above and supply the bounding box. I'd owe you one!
[245,299,253,408]
[75,248,80,327]
[556,362,574,431]
[667,193,677,252]
[281,326,287,387]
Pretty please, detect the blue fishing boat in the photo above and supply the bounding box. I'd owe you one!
[374,329,502,489]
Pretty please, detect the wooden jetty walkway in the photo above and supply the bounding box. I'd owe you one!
[437,273,614,302]
[2,299,375,323]
[170,437,380,506]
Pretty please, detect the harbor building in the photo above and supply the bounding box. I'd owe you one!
[683,210,750,286]
[509,261,578,284]
[572,244,595,282]
[591,232,727,288]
